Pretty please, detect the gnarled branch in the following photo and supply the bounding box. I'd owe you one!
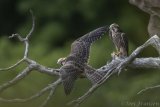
[0,11,61,107]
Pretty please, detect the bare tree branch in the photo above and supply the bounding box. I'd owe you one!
[0,11,61,107]
[0,58,24,71]
[137,84,160,95]
[9,33,24,41]
[9,29,29,59]
[39,86,57,107]
[0,67,33,93]
[130,57,160,68]
[26,10,35,39]
[0,10,35,72]
[32,61,60,76]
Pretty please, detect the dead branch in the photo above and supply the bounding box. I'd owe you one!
[130,57,160,68]
[0,11,61,107]
[137,84,160,95]
[0,67,33,93]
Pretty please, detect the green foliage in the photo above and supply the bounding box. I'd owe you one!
[0,0,159,107]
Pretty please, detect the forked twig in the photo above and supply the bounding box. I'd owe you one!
[137,85,160,95]
[0,11,60,107]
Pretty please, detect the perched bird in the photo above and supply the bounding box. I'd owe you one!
[58,26,108,95]
[109,23,128,58]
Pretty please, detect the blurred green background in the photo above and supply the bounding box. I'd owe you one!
[0,0,160,107]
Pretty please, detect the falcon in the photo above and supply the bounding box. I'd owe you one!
[109,23,128,58]
[57,26,108,95]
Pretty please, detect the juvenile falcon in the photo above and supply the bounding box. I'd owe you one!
[109,23,128,58]
[58,26,108,95]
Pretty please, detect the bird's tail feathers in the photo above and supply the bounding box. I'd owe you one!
[85,66,104,85]
[61,70,78,95]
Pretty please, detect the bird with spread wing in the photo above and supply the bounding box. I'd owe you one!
[57,26,108,95]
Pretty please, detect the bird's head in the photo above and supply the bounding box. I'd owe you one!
[57,57,66,65]
[109,23,120,32]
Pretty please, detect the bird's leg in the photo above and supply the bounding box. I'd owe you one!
[117,48,128,75]
[111,51,116,57]
[117,51,122,57]
[111,47,120,59]
[111,51,119,59]
[118,48,128,58]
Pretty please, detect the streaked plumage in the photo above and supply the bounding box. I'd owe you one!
[58,26,108,95]
[109,23,128,58]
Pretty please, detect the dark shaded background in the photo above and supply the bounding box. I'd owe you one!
[0,0,159,107]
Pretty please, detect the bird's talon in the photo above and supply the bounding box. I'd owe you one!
[111,52,119,59]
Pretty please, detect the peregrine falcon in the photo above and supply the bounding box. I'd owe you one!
[109,23,128,58]
[58,26,108,95]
